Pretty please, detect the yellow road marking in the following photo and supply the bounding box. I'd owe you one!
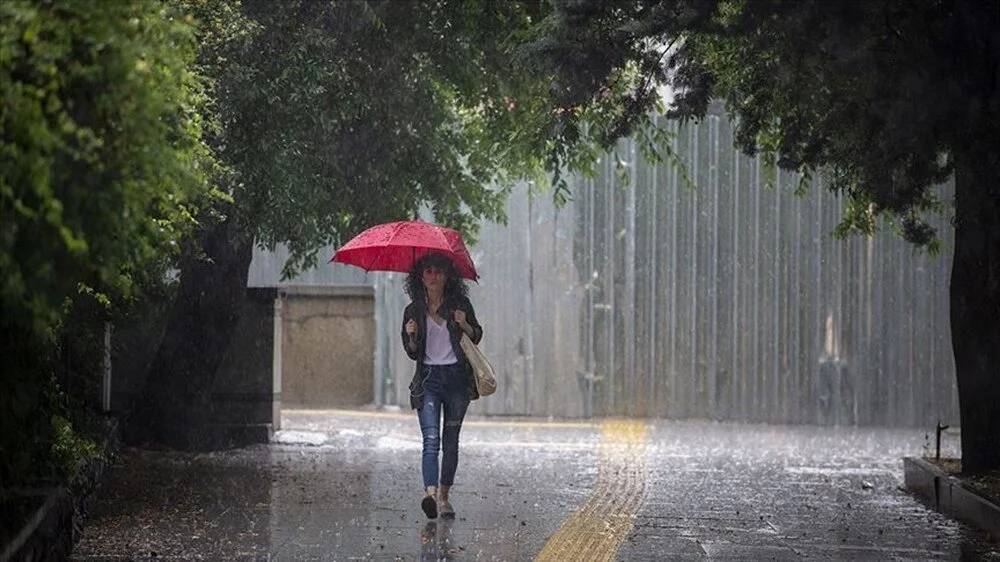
[535,419,649,562]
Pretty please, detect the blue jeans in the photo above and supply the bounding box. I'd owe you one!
[416,364,470,488]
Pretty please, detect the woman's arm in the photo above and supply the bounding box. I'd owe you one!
[401,304,421,360]
[458,297,483,344]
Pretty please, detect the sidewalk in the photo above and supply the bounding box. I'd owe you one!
[72,410,998,560]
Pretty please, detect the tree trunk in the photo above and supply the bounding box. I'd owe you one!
[951,149,1000,473]
[128,213,254,450]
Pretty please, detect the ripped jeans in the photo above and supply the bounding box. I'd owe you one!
[416,363,470,489]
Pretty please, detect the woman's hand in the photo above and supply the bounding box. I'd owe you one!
[453,310,472,335]
[405,319,418,337]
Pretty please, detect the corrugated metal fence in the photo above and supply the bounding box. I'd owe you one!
[559,114,958,426]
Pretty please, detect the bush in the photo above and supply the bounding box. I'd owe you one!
[0,0,212,490]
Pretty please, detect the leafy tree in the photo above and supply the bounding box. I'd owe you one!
[133,0,566,446]
[524,0,1000,471]
[0,0,211,333]
[0,0,213,486]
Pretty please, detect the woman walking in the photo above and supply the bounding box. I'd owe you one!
[402,252,483,520]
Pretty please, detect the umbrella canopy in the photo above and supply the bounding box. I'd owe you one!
[331,220,479,281]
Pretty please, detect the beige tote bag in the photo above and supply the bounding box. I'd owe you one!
[460,333,496,397]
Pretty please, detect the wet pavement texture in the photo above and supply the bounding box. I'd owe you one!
[73,410,998,561]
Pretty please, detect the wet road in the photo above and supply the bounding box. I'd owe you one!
[73,410,998,561]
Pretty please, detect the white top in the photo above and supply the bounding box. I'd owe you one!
[424,314,458,365]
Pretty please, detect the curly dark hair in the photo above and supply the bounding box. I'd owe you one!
[404,252,468,303]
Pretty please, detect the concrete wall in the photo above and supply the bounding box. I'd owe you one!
[278,286,375,408]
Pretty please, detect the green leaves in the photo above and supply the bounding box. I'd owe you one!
[524,0,999,251]
[1,0,214,335]
[186,0,558,278]
[50,413,100,480]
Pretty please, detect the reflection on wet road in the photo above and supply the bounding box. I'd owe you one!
[73,410,997,560]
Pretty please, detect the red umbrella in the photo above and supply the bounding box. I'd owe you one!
[331,220,479,281]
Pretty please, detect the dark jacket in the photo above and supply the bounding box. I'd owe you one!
[401,294,483,409]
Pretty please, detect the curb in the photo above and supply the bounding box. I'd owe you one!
[903,456,1000,540]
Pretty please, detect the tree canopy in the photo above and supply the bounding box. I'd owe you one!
[190,0,563,276]
[1,0,213,335]
[525,0,998,246]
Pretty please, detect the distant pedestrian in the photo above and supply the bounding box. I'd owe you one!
[402,252,484,519]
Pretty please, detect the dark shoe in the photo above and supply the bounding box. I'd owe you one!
[421,495,438,519]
